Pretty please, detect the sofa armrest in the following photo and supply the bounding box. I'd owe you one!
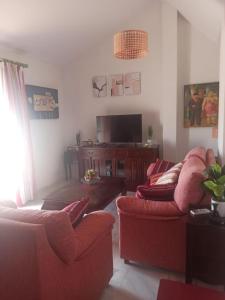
[73,211,115,259]
[117,196,185,220]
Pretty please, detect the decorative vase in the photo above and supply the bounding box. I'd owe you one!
[211,199,225,218]
[147,139,153,146]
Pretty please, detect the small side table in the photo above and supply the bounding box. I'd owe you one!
[186,214,225,288]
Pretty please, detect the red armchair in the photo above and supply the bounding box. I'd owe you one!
[117,147,215,273]
[0,207,114,300]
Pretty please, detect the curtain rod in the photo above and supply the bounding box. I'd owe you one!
[0,58,28,68]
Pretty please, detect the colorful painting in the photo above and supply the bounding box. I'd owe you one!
[124,72,141,95]
[26,85,59,119]
[184,82,219,128]
[109,74,123,96]
[92,76,107,97]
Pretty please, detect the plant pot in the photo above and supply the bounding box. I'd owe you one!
[211,199,225,218]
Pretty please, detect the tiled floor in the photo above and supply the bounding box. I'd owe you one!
[25,187,223,300]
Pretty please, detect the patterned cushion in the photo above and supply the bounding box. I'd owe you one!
[136,183,176,200]
[150,172,164,184]
[155,162,183,185]
[149,159,175,176]
[62,197,89,226]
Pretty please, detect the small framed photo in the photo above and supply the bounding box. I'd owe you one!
[92,76,107,97]
[109,74,124,96]
[124,72,141,95]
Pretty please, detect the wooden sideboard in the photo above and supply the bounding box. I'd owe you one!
[77,145,159,191]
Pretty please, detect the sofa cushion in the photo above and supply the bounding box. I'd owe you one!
[184,146,206,164]
[155,162,183,185]
[148,159,174,177]
[136,183,176,200]
[174,157,205,213]
[150,172,164,184]
[0,207,76,264]
[62,197,89,226]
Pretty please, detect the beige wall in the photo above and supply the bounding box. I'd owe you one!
[177,14,220,160]
[62,0,163,152]
[63,1,220,162]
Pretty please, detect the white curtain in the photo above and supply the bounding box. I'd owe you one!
[0,61,34,206]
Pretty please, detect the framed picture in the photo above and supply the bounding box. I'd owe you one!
[124,72,141,95]
[109,74,124,96]
[26,85,59,119]
[184,82,219,128]
[92,76,107,97]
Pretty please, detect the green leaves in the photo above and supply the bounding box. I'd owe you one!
[206,163,222,180]
[203,163,225,201]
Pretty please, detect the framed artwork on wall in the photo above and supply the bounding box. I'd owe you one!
[109,74,124,96]
[184,82,219,128]
[124,72,141,95]
[92,76,107,97]
[26,85,59,119]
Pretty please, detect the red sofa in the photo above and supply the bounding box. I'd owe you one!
[117,147,215,273]
[0,206,114,300]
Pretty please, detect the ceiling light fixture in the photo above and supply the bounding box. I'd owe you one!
[113,29,148,60]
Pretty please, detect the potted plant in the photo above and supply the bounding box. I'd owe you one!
[202,163,225,218]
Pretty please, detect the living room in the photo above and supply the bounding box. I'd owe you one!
[0,0,225,299]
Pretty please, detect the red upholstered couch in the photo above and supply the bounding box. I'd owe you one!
[0,206,114,300]
[117,147,215,273]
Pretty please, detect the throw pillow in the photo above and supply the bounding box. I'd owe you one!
[136,183,176,200]
[155,162,183,185]
[62,197,90,226]
[150,172,164,184]
[150,159,175,176]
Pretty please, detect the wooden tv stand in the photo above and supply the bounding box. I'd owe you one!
[77,144,159,191]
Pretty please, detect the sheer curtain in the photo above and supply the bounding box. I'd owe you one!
[0,61,34,206]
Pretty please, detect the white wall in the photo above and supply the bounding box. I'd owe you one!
[177,14,220,160]
[63,0,163,152]
[161,2,178,161]
[218,6,225,163]
[0,46,66,194]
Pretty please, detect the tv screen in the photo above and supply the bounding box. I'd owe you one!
[96,114,142,143]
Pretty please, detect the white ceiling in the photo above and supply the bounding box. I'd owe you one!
[0,0,224,66]
[0,0,151,65]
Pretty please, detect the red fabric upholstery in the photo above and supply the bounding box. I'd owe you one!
[150,172,164,184]
[0,206,76,264]
[62,197,89,226]
[184,146,206,164]
[157,279,225,300]
[117,197,187,272]
[174,157,206,213]
[136,183,176,200]
[0,210,114,300]
[116,147,214,273]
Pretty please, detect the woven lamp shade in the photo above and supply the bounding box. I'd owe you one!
[114,30,148,59]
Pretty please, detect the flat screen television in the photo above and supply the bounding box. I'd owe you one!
[96,114,142,144]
